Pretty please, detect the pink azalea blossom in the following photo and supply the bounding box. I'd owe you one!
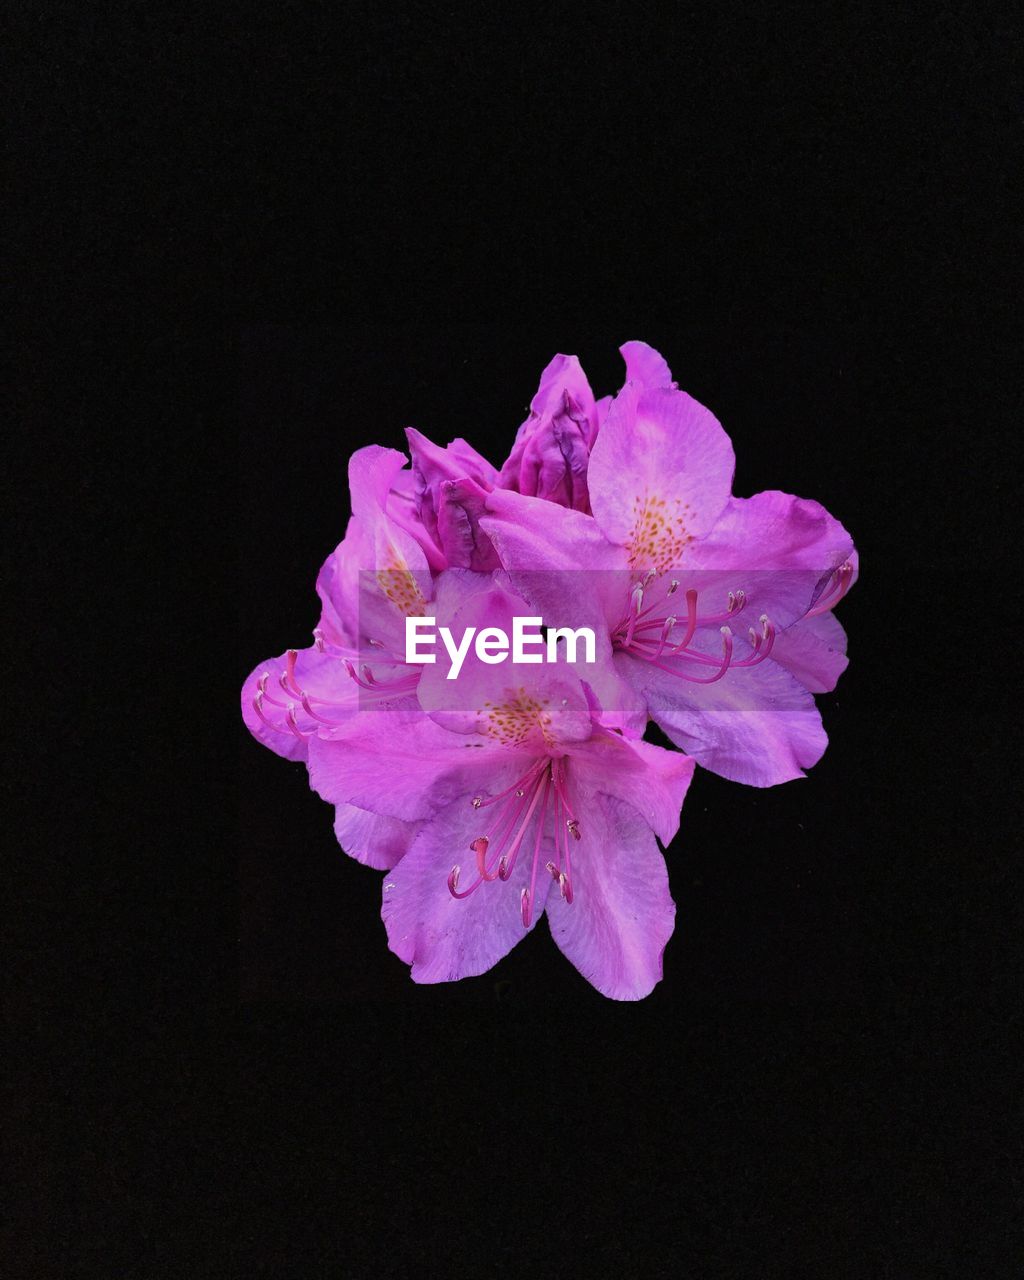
[479,343,857,787]
[241,338,857,995]
[307,581,694,999]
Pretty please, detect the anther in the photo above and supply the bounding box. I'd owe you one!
[471,796,483,809]
[667,579,680,595]
[520,887,532,927]
[566,819,581,841]
[313,628,325,653]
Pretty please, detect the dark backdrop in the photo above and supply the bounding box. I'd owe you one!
[20,3,1018,1275]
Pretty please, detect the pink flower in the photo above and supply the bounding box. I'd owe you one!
[240,338,858,995]
[480,343,857,787]
[307,580,694,999]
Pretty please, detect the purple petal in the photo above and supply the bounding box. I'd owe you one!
[307,705,520,821]
[381,790,553,984]
[546,794,675,1001]
[567,732,695,846]
[588,383,735,563]
[769,612,849,694]
[333,803,418,870]
[619,339,676,390]
[624,651,828,787]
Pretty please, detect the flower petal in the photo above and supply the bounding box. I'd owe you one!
[685,491,855,629]
[588,383,735,562]
[333,803,418,870]
[623,651,828,787]
[307,705,520,821]
[381,791,553,984]
[498,354,599,509]
[546,794,675,1000]
[416,577,595,743]
[769,612,849,694]
[619,339,676,390]
[568,732,695,846]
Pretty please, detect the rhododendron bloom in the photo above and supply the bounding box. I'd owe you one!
[308,582,694,998]
[241,338,857,997]
[479,344,856,786]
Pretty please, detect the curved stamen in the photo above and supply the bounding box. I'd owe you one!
[807,562,853,617]
[300,694,348,726]
[257,672,291,708]
[623,582,645,646]
[284,705,313,739]
[252,692,296,736]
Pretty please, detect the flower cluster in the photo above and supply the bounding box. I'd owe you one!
[241,341,857,999]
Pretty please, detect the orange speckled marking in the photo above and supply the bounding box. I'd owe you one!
[375,545,427,617]
[478,689,555,746]
[627,492,693,571]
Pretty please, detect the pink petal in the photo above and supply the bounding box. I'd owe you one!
[624,651,828,787]
[618,339,676,389]
[333,803,418,870]
[381,791,553,984]
[588,383,735,563]
[546,794,675,1001]
[769,612,849,694]
[307,706,520,821]
[568,732,695,846]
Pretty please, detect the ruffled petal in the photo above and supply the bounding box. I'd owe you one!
[588,382,735,563]
[619,339,676,390]
[769,612,849,694]
[567,731,694,845]
[546,794,675,1001]
[685,490,855,630]
[622,651,828,787]
[381,790,553,984]
[333,803,418,870]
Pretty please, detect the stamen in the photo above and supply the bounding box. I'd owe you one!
[283,649,303,696]
[675,588,699,651]
[654,616,676,659]
[285,704,313,739]
[251,692,294,736]
[807,562,853,617]
[300,694,347,726]
[313,628,325,653]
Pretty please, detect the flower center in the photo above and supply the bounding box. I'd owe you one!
[447,756,580,926]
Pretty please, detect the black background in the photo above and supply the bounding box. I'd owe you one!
[16,3,1021,1276]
